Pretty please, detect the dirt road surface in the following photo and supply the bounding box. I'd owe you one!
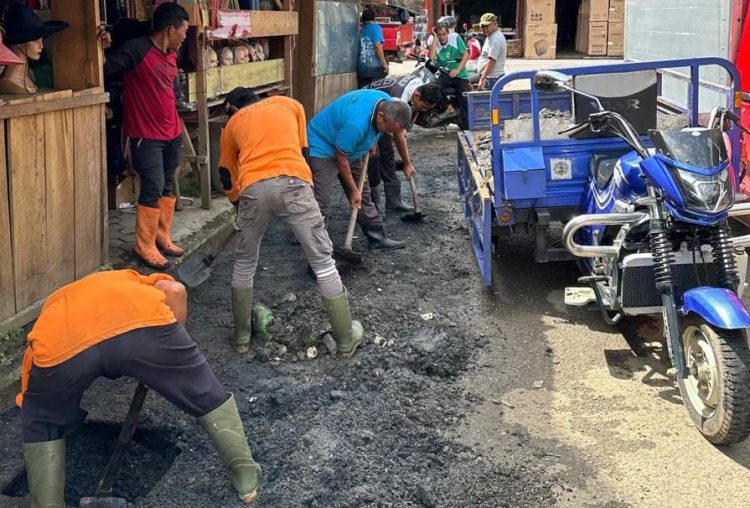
[0,127,748,507]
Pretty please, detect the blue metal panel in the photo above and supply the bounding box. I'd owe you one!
[502,147,546,200]
[457,135,494,286]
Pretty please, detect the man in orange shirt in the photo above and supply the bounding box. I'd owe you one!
[219,87,364,357]
[18,270,260,506]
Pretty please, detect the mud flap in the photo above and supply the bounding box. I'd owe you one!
[457,133,494,286]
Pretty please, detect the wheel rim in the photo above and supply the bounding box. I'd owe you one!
[682,325,720,418]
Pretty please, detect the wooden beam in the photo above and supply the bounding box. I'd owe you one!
[0,92,109,120]
[295,0,316,117]
[283,0,294,97]
[195,31,211,210]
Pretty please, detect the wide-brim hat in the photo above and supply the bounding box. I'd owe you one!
[0,30,23,65]
[3,4,68,45]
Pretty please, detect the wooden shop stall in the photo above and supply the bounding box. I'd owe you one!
[176,1,298,209]
[0,1,108,331]
[295,0,360,116]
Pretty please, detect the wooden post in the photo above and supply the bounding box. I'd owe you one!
[195,30,211,210]
[283,0,294,96]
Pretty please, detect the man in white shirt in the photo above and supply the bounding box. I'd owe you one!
[477,12,506,91]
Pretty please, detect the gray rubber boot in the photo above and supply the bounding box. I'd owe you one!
[231,288,253,354]
[323,289,364,357]
[24,439,65,508]
[384,182,414,212]
[360,223,406,250]
[198,394,261,504]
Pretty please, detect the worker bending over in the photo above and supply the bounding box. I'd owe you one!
[218,88,364,357]
[307,90,412,249]
[17,269,260,506]
[363,77,442,215]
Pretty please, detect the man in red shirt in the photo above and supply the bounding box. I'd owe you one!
[104,4,189,269]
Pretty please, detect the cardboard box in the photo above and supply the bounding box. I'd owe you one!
[579,21,608,56]
[607,21,624,56]
[524,23,557,59]
[580,0,610,22]
[524,0,556,25]
[608,0,625,23]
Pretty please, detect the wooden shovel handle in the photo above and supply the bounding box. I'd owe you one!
[343,153,370,251]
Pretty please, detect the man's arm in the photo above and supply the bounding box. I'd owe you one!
[103,37,148,80]
[393,130,415,178]
[218,126,241,206]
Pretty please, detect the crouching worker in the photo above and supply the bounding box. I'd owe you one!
[219,87,364,357]
[17,270,260,506]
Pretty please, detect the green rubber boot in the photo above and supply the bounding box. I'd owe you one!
[323,289,364,357]
[231,288,253,354]
[24,439,65,508]
[198,394,261,504]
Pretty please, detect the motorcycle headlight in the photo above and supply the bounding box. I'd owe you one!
[671,166,733,214]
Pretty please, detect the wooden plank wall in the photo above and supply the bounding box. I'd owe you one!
[1,102,106,323]
[313,73,358,114]
[73,105,105,278]
[0,123,15,321]
[52,0,104,91]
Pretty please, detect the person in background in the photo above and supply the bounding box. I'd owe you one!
[429,23,470,130]
[357,8,389,88]
[307,90,411,250]
[364,75,442,215]
[103,3,189,270]
[477,12,506,91]
[17,270,261,506]
[218,88,364,358]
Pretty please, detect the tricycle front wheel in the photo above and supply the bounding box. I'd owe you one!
[677,316,750,445]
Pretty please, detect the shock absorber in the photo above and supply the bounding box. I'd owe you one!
[649,218,674,291]
[712,221,740,290]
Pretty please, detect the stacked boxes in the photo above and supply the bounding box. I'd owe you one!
[523,0,557,59]
[576,0,624,57]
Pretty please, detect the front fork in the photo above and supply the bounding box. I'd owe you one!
[645,189,689,379]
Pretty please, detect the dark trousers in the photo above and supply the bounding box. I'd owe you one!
[129,136,183,207]
[367,134,398,189]
[21,323,227,443]
[357,71,386,89]
[436,73,470,130]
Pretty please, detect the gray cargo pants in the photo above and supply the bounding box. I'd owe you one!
[233,176,343,297]
[309,157,382,225]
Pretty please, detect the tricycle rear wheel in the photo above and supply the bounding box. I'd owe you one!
[677,316,750,445]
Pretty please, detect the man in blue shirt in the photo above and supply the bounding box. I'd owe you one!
[308,90,412,250]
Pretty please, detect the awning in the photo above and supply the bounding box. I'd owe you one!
[367,0,425,14]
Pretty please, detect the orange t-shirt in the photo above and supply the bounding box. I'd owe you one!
[219,95,312,203]
[16,269,177,407]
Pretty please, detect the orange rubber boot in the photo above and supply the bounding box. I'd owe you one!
[156,196,184,257]
[135,205,170,269]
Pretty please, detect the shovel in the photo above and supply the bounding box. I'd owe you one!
[333,153,370,263]
[401,175,425,222]
[177,225,236,288]
[79,383,149,508]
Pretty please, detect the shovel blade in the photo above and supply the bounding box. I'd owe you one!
[177,256,213,288]
[401,212,425,223]
[79,496,128,508]
[333,247,363,263]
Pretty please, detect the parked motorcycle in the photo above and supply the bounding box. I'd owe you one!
[534,71,750,444]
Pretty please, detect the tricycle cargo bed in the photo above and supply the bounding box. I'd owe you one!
[467,89,572,131]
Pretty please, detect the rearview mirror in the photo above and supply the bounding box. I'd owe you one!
[534,71,573,93]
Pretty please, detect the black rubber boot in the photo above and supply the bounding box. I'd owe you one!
[360,223,405,250]
[371,184,386,219]
[384,182,414,212]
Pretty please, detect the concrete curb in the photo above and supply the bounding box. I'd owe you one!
[0,210,236,410]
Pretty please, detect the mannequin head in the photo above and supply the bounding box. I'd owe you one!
[205,46,218,68]
[220,47,234,66]
[234,45,250,64]
[252,41,264,61]
[15,39,44,61]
